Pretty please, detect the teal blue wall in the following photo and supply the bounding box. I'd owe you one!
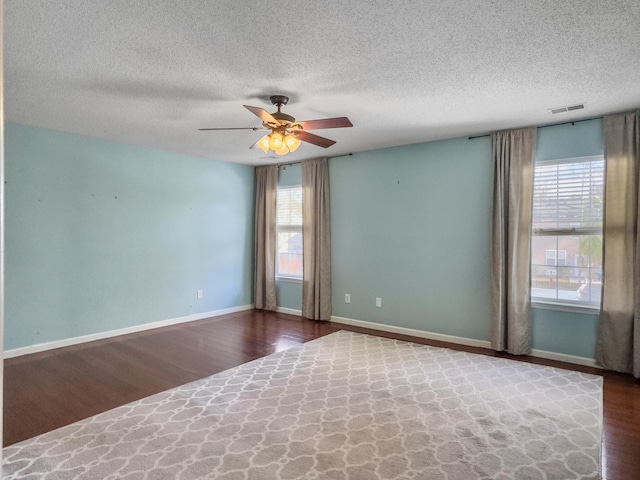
[8,118,602,358]
[532,308,598,358]
[330,138,493,341]
[276,280,302,311]
[278,163,302,187]
[5,123,255,350]
[329,119,604,360]
[535,119,604,161]
[275,163,303,311]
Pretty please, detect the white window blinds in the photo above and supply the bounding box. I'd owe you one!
[276,186,303,278]
[277,186,303,227]
[532,157,604,235]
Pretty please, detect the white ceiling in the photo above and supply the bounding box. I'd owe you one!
[5,1,640,166]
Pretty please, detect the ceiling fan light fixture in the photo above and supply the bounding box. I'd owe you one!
[269,132,283,150]
[275,143,289,156]
[284,134,301,152]
[257,135,270,153]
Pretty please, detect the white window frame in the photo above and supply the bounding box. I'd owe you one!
[531,155,604,313]
[276,185,303,281]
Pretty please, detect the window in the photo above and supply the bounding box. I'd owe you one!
[276,186,303,278]
[531,156,604,308]
[545,249,566,266]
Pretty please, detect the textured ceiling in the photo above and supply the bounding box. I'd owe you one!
[5,1,640,165]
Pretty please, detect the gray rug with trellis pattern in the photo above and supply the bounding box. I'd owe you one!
[3,330,602,479]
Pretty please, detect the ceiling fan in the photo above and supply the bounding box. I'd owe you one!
[199,95,353,156]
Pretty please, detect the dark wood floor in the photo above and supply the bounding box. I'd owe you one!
[4,310,639,480]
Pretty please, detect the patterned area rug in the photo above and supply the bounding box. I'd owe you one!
[3,331,602,479]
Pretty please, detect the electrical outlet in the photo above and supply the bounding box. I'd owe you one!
[197,290,203,299]
[376,297,382,308]
[345,293,351,303]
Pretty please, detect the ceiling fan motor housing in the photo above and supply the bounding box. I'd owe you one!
[271,112,296,125]
[270,95,289,106]
[267,95,295,127]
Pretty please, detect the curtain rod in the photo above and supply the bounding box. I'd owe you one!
[277,161,300,168]
[277,153,352,168]
[467,116,604,140]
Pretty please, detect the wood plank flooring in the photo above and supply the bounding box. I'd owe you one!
[4,310,639,479]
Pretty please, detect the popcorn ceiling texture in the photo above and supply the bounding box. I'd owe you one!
[4,0,640,165]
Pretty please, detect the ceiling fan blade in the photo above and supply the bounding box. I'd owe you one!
[199,127,266,131]
[243,105,278,124]
[295,130,336,148]
[296,117,353,130]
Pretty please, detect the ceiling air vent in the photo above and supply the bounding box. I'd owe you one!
[550,103,585,114]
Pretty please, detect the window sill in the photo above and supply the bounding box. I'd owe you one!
[276,276,303,284]
[532,300,600,315]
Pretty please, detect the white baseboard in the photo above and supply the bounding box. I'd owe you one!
[331,315,598,368]
[276,306,303,316]
[7,307,600,370]
[530,349,599,368]
[330,316,492,349]
[4,304,254,359]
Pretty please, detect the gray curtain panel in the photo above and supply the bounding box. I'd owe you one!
[254,165,278,310]
[597,110,640,378]
[301,158,332,320]
[490,127,536,355]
